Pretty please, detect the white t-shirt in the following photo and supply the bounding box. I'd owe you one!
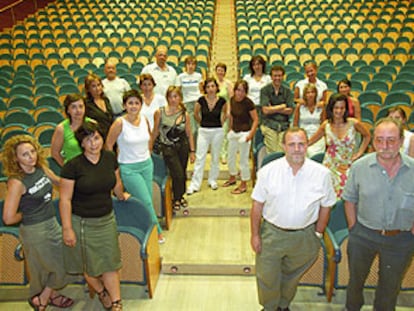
[252,157,336,229]
[243,74,272,106]
[117,117,150,163]
[102,77,131,114]
[295,78,328,103]
[177,72,203,103]
[140,62,178,96]
[140,94,166,131]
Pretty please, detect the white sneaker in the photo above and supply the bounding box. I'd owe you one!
[186,186,198,195]
[209,182,218,190]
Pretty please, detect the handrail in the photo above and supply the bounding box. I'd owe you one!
[0,0,23,14]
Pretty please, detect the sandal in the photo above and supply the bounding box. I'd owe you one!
[112,300,123,311]
[98,288,112,310]
[28,294,47,311]
[231,187,247,194]
[223,179,236,187]
[49,294,74,308]
[180,198,188,208]
[173,200,181,211]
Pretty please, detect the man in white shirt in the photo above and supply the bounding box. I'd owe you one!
[139,46,178,97]
[250,127,336,311]
[102,60,131,117]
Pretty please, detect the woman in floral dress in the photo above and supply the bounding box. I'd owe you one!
[308,93,370,198]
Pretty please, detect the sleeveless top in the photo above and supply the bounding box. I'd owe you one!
[117,117,150,163]
[62,117,92,163]
[347,97,355,118]
[19,167,55,225]
[323,120,356,198]
[158,108,187,146]
[298,105,323,138]
[198,96,226,128]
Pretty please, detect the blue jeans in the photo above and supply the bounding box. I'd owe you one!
[346,222,414,311]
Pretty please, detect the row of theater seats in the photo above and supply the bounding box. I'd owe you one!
[0,0,215,75]
[236,0,413,72]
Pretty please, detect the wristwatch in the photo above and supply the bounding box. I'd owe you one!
[315,231,323,239]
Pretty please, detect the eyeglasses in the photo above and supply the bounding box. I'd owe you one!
[374,137,400,146]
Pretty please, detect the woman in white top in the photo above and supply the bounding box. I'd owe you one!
[106,89,164,243]
[177,56,203,140]
[243,55,271,107]
[293,83,326,157]
[387,106,414,157]
[139,73,167,131]
[294,61,328,107]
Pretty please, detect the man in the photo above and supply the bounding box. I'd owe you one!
[251,127,336,311]
[139,46,178,96]
[102,59,131,117]
[343,118,414,311]
[259,65,294,153]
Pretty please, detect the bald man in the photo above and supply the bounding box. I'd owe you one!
[139,46,178,97]
[102,60,131,116]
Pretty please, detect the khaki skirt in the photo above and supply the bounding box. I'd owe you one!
[63,211,122,277]
[20,217,69,296]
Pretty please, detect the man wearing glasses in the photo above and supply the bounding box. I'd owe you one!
[343,117,414,311]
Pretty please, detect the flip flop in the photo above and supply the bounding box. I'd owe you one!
[231,187,247,194]
[223,180,236,187]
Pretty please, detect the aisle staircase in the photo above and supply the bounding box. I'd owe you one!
[209,0,239,81]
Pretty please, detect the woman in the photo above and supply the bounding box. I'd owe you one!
[152,86,195,210]
[2,135,74,311]
[51,94,93,166]
[106,89,165,243]
[223,80,258,194]
[294,61,327,107]
[387,106,414,157]
[309,93,371,198]
[242,55,271,108]
[139,73,167,131]
[177,56,203,140]
[215,62,234,164]
[84,73,114,139]
[59,121,129,311]
[187,77,227,195]
[293,83,326,157]
[337,79,361,120]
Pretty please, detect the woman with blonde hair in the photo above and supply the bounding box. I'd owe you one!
[2,135,73,310]
[292,83,326,157]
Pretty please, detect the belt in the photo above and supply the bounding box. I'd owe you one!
[265,220,310,232]
[373,229,404,237]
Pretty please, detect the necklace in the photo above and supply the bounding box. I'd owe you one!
[206,96,217,111]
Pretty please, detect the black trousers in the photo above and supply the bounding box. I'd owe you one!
[161,138,189,201]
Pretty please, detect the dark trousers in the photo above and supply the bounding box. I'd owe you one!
[161,139,189,201]
[346,222,414,311]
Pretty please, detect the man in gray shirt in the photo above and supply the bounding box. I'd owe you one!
[343,117,414,311]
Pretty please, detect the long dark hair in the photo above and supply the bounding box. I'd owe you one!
[326,93,349,122]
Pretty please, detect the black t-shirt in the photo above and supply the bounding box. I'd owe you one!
[198,96,226,128]
[61,151,117,218]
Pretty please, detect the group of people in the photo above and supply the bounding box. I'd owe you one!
[2,45,414,311]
